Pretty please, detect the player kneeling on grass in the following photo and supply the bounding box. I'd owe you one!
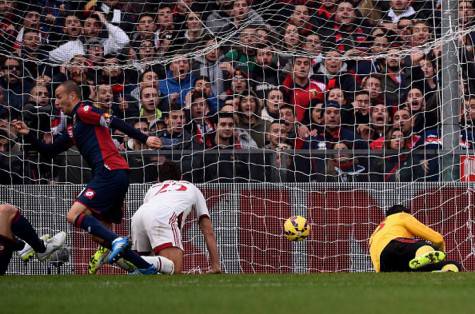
[369,204,461,272]
[90,161,221,274]
[0,203,66,275]
[133,161,220,274]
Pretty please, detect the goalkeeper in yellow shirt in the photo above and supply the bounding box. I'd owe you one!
[369,204,461,272]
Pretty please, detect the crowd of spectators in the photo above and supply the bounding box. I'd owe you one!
[1,0,475,184]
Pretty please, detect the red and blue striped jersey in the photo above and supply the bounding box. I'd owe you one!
[26,102,149,174]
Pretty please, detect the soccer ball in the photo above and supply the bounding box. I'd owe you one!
[283,216,310,241]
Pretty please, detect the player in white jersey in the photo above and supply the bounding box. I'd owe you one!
[131,161,221,274]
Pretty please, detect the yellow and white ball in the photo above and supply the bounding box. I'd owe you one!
[283,216,310,241]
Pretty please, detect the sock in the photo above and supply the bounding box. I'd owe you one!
[141,255,174,274]
[415,245,435,257]
[10,212,46,253]
[75,214,118,244]
[121,249,152,269]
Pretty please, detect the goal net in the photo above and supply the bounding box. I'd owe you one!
[0,0,475,273]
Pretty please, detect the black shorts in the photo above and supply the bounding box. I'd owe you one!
[0,235,24,275]
[76,168,129,224]
[380,238,434,272]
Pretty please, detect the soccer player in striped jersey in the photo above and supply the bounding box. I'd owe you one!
[369,204,461,272]
[12,80,162,274]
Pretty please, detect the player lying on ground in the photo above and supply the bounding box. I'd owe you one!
[369,204,461,272]
[0,203,66,275]
[90,161,221,274]
[12,81,163,275]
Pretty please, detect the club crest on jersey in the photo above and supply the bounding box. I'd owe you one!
[83,188,96,200]
[83,105,90,112]
[103,113,112,126]
[67,125,74,138]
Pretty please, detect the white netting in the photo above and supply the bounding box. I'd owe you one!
[0,0,474,273]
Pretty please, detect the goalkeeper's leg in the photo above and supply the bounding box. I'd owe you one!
[409,245,446,270]
[419,260,462,272]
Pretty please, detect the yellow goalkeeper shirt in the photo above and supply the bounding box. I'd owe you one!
[369,212,445,272]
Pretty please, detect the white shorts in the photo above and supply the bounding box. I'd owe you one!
[131,205,183,254]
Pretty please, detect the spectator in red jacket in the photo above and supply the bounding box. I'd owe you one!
[282,56,325,123]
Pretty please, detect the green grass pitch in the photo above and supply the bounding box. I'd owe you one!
[2,273,475,314]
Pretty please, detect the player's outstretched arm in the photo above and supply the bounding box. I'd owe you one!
[11,120,72,158]
[404,213,446,251]
[76,105,162,149]
[199,216,221,274]
[109,117,162,149]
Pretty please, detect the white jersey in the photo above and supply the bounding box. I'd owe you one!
[132,180,210,252]
[142,180,209,227]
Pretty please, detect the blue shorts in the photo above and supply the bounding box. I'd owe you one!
[77,168,129,224]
